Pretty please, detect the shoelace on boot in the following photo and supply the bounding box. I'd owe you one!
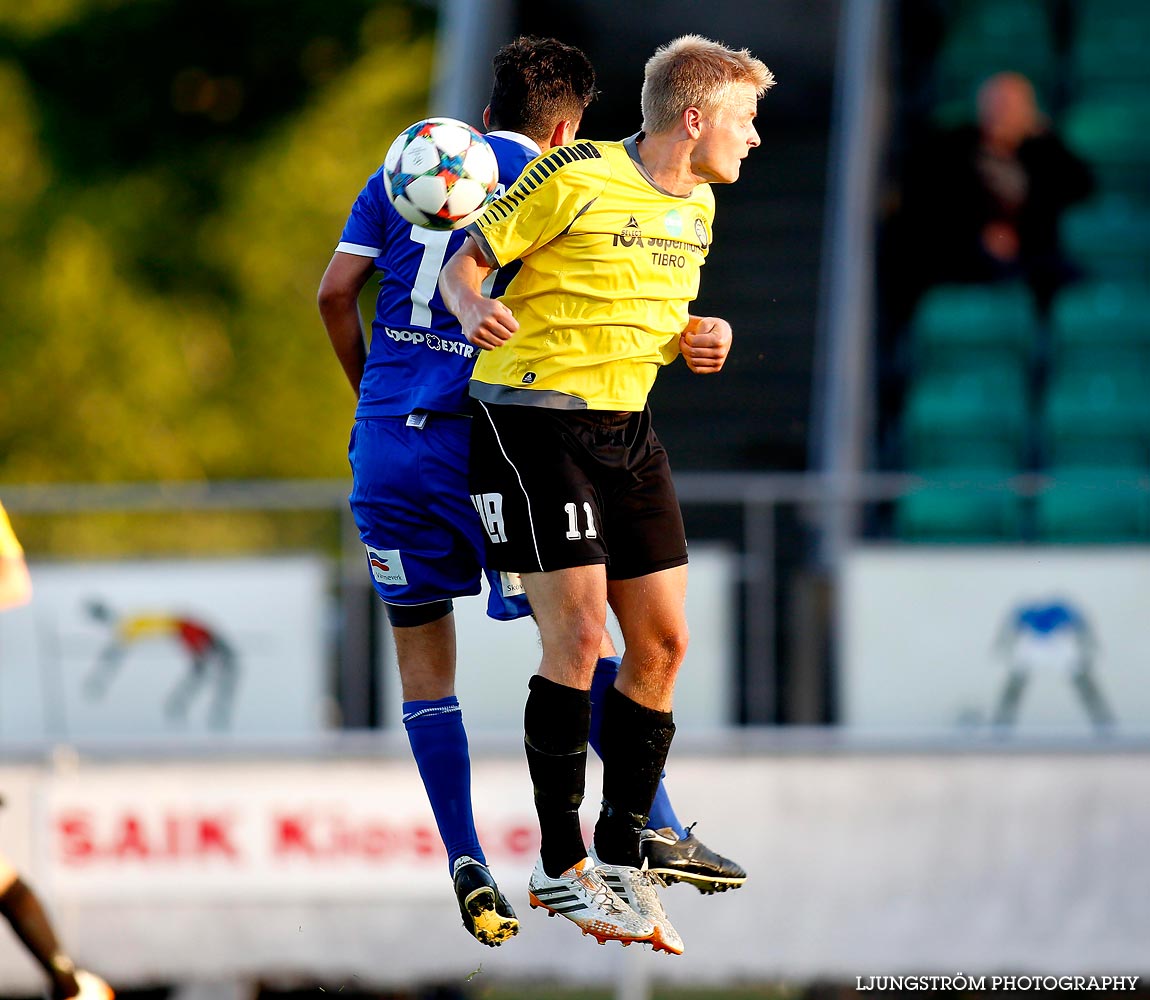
[582,870,629,916]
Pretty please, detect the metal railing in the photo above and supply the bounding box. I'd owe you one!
[2,473,852,727]
[10,470,1148,732]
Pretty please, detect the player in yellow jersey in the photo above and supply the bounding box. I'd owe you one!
[0,502,32,611]
[0,502,115,1000]
[441,35,774,952]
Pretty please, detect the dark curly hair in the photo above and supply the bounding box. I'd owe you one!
[487,36,597,142]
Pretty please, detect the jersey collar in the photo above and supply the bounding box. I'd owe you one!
[486,130,542,157]
[623,131,691,199]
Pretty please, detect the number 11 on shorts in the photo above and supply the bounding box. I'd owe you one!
[564,501,598,540]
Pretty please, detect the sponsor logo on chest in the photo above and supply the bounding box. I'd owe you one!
[384,327,475,358]
[610,213,707,268]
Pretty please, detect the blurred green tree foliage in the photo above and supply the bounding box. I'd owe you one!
[0,0,437,485]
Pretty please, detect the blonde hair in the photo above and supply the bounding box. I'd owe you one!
[641,34,775,135]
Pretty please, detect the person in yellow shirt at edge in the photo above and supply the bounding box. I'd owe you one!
[0,502,115,1000]
[440,35,774,953]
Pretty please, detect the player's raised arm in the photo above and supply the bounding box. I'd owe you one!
[439,236,519,351]
[679,314,733,373]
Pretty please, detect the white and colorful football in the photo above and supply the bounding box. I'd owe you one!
[383,117,500,230]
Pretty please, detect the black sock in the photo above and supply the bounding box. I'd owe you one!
[524,674,592,878]
[594,685,676,867]
[0,878,79,999]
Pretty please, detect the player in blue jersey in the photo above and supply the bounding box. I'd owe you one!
[318,36,744,949]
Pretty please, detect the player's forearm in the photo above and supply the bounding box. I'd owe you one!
[318,253,373,394]
[440,240,518,349]
[317,283,365,393]
[439,242,490,323]
[319,302,367,395]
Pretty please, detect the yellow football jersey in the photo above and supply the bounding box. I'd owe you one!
[467,135,715,411]
[0,502,23,559]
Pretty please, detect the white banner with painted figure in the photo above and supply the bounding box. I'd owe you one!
[841,546,1150,735]
[0,557,332,742]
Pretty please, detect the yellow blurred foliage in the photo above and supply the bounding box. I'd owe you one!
[1,19,435,492]
[0,61,49,229]
[0,0,146,39]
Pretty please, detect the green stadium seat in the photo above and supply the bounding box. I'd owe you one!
[1050,281,1150,371]
[1062,196,1150,282]
[903,364,1031,468]
[910,283,1038,371]
[934,0,1057,106]
[1063,97,1150,197]
[1034,466,1150,542]
[1039,362,1150,464]
[896,467,1026,542]
[1042,437,1147,468]
[910,435,1023,471]
[1069,0,1150,98]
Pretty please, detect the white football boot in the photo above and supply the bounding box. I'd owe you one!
[528,856,655,946]
[590,845,685,955]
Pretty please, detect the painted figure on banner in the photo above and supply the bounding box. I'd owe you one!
[84,599,239,730]
[991,598,1114,731]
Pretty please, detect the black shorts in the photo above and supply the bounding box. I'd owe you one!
[468,401,688,579]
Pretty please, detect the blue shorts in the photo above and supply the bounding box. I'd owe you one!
[348,415,531,621]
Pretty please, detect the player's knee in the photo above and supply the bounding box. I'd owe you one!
[569,616,608,662]
[613,615,688,703]
[666,623,690,666]
[632,622,689,680]
[385,599,453,628]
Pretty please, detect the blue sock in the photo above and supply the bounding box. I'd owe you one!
[648,778,686,838]
[589,656,686,839]
[588,656,620,754]
[402,696,485,873]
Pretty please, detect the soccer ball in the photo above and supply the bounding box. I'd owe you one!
[383,117,500,230]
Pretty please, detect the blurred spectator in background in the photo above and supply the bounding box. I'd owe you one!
[0,502,114,1000]
[888,71,1094,321]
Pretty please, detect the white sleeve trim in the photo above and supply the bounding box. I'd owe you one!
[336,241,381,257]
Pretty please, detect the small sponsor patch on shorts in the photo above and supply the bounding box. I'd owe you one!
[366,546,408,586]
[499,571,525,598]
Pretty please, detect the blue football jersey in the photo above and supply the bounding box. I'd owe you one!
[337,131,537,418]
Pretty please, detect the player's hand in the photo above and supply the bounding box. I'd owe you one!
[463,298,519,350]
[680,316,732,373]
